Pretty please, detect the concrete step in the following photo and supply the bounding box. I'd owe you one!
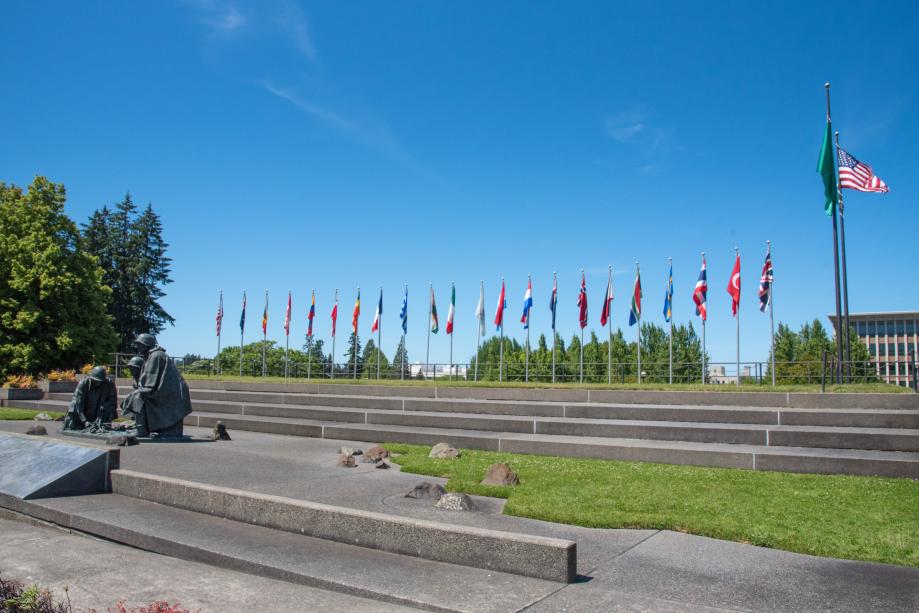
[9,492,561,612]
[184,411,919,478]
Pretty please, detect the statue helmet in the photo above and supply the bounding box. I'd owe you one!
[88,366,108,382]
[133,333,157,349]
[127,356,145,370]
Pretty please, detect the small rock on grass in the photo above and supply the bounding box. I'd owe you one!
[364,445,391,462]
[435,492,474,511]
[429,442,460,459]
[481,462,519,486]
[336,454,356,468]
[405,482,446,500]
[33,413,54,422]
[338,446,363,456]
[25,425,47,436]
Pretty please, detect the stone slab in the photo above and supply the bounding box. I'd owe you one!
[111,469,578,582]
[0,432,118,499]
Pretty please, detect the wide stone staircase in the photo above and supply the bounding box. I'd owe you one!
[14,379,919,478]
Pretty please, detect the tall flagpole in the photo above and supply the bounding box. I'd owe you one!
[668,257,673,385]
[826,82,844,384]
[734,247,740,386]
[579,269,584,384]
[636,262,642,385]
[552,272,557,384]
[701,252,706,385]
[525,274,531,383]
[475,280,482,382]
[284,289,290,379]
[401,284,407,381]
[331,289,338,380]
[377,285,382,380]
[262,289,268,377]
[239,290,245,377]
[353,287,359,380]
[835,130,852,381]
[499,277,505,383]
[449,281,454,381]
[607,264,612,385]
[768,241,776,386]
[216,290,223,375]
[426,282,432,380]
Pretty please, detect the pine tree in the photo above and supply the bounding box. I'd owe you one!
[391,336,410,378]
[343,332,363,376]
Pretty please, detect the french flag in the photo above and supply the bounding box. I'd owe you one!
[520,278,533,329]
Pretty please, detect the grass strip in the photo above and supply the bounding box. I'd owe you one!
[386,443,919,567]
[0,408,64,420]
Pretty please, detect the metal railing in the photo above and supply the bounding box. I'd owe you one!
[106,352,914,389]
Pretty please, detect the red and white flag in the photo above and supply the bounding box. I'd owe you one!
[284,291,292,336]
[331,296,339,337]
[727,253,741,316]
[599,267,613,326]
[838,148,889,193]
[577,271,588,329]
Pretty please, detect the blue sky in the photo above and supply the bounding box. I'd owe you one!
[2,1,917,367]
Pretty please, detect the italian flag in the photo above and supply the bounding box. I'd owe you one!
[446,284,455,334]
[430,286,439,334]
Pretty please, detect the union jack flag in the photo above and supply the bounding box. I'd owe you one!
[693,257,707,321]
[837,148,889,193]
[759,247,773,313]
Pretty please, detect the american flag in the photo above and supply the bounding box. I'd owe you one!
[759,247,773,313]
[837,148,889,193]
[693,257,707,321]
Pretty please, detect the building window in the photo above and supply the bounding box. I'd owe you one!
[907,321,916,335]
[897,321,906,335]
[878,344,886,356]
[867,321,876,335]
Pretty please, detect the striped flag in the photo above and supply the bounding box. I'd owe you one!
[693,257,708,321]
[216,292,224,336]
[577,272,588,329]
[727,254,741,316]
[494,280,506,331]
[599,267,613,326]
[549,275,557,331]
[759,246,773,312]
[628,268,642,326]
[352,289,361,334]
[371,288,382,333]
[476,282,486,336]
[261,291,268,335]
[284,291,292,336]
[331,295,338,337]
[307,290,316,338]
[400,286,408,334]
[663,262,673,322]
[837,148,889,193]
[520,278,533,329]
[446,283,455,334]
[239,291,247,333]
[429,286,439,334]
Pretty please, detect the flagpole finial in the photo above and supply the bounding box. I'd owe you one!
[668,256,672,262]
[825,82,830,89]
[767,239,771,246]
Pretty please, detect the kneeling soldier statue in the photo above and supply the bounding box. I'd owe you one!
[120,333,193,437]
[63,366,117,431]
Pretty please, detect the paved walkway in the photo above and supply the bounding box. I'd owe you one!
[1,420,917,612]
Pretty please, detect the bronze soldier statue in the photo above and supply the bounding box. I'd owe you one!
[63,366,117,431]
[120,334,193,437]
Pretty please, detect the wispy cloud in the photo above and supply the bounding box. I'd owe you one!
[605,111,674,156]
[273,0,317,64]
[606,114,645,142]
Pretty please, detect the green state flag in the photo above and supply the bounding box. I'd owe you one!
[817,120,838,217]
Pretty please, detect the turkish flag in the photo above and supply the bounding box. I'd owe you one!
[727,254,741,316]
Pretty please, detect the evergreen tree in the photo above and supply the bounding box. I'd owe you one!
[82,194,174,351]
[0,177,117,376]
[767,319,875,384]
[361,339,390,378]
[343,332,363,377]
[391,336,410,378]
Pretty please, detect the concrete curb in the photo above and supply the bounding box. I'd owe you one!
[111,469,577,583]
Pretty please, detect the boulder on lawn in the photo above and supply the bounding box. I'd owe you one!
[480,462,519,486]
[25,425,47,436]
[429,442,461,459]
[435,492,475,511]
[405,482,446,500]
[364,445,391,462]
[336,454,356,468]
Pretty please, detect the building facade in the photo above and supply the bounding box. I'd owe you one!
[829,311,919,387]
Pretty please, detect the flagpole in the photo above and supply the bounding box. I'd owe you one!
[768,242,776,386]
[499,277,505,383]
[734,247,740,386]
[580,269,584,384]
[239,291,245,377]
[701,253,706,385]
[835,130,852,382]
[552,272,557,384]
[353,287,359,380]
[377,285,382,380]
[636,262,642,385]
[217,290,222,375]
[668,258,673,385]
[262,289,268,377]
[449,281,454,381]
[607,264,612,385]
[525,274,531,383]
[331,289,338,380]
[826,82,844,384]
[475,280,482,382]
[285,289,290,380]
[426,282,432,380]
[402,283,407,381]
[307,289,314,380]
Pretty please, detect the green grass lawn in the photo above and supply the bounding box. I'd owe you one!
[386,443,919,567]
[0,408,64,420]
[182,373,906,394]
